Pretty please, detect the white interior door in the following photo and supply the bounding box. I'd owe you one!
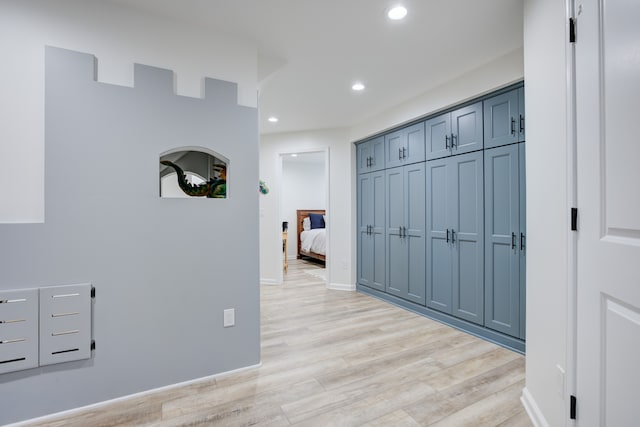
[575,0,640,425]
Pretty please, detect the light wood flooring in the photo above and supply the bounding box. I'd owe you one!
[26,259,531,426]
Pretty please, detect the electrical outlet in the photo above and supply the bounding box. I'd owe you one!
[223,308,235,327]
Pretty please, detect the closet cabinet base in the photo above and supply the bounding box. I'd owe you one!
[357,284,526,354]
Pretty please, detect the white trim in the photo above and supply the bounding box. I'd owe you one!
[260,278,280,285]
[565,0,578,422]
[521,387,550,427]
[327,282,355,291]
[6,362,262,427]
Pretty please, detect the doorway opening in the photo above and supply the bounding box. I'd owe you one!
[280,150,328,283]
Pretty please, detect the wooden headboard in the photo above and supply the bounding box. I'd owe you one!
[296,209,326,261]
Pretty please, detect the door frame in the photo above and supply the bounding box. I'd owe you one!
[566,0,578,421]
[277,147,331,284]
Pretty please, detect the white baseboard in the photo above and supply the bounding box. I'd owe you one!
[6,362,262,427]
[260,278,280,285]
[521,387,550,427]
[327,282,356,291]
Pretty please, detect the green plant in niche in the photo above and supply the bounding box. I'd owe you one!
[160,160,226,198]
[259,180,269,195]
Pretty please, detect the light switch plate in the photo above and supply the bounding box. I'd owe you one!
[223,308,235,327]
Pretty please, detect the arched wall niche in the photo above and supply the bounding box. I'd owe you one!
[159,146,229,198]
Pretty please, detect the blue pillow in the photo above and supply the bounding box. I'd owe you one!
[309,213,325,229]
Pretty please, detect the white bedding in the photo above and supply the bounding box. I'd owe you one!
[300,228,326,255]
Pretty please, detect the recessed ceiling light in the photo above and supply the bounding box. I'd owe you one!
[268,116,279,123]
[387,6,407,20]
[291,153,298,157]
[352,82,365,91]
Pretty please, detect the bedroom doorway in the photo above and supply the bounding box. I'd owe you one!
[280,150,328,282]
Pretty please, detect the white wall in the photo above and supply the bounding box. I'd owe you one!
[0,0,257,223]
[350,48,524,141]
[282,154,326,257]
[521,1,570,425]
[260,129,353,289]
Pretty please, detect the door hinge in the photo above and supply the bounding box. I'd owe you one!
[569,17,576,43]
[570,395,577,419]
[91,286,96,298]
[571,208,578,231]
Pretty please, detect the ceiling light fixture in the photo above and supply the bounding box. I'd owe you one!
[352,82,365,91]
[387,6,407,20]
[268,116,279,123]
[291,153,298,157]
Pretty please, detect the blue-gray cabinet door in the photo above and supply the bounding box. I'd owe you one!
[386,122,425,168]
[483,90,519,149]
[357,173,374,288]
[385,167,407,298]
[484,144,520,337]
[451,102,484,156]
[357,136,385,174]
[518,143,526,339]
[451,151,484,324]
[385,163,426,304]
[425,113,451,161]
[426,158,452,313]
[518,87,525,142]
[357,171,386,291]
[405,162,426,305]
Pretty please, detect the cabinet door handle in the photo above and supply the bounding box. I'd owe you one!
[520,232,525,251]
[512,232,517,249]
[451,133,457,148]
[446,228,450,243]
[398,148,402,160]
[402,147,407,159]
[519,115,524,133]
[511,117,516,135]
[367,156,371,167]
[451,229,456,243]
[445,134,450,149]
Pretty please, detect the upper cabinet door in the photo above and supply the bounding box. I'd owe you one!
[483,89,519,149]
[451,102,483,155]
[425,113,451,161]
[517,87,525,142]
[385,129,404,169]
[386,122,425,168]
[404,122,425,165]
[357,136,385,174]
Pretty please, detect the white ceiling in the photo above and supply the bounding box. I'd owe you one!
[109,0,523,135]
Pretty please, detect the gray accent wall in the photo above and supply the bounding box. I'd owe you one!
[0,47,259,424]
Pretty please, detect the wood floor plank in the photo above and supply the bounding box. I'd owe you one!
[22,259,531,426]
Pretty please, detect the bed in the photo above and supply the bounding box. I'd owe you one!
[296,209,326,262]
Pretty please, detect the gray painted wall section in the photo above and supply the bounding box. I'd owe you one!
[0,47,259,424]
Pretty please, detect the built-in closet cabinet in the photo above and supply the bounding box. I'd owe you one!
[425,102,483,160]
[357,136,385,173]
[385,122,425,168]
[385,163,426,305]
[483,88,525,149]
[426,151,484,324]
[355,83,526,352]
[357,171,386,291]
[484,143,526,338]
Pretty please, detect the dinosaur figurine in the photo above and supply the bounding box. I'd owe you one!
[160,160,226,198]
